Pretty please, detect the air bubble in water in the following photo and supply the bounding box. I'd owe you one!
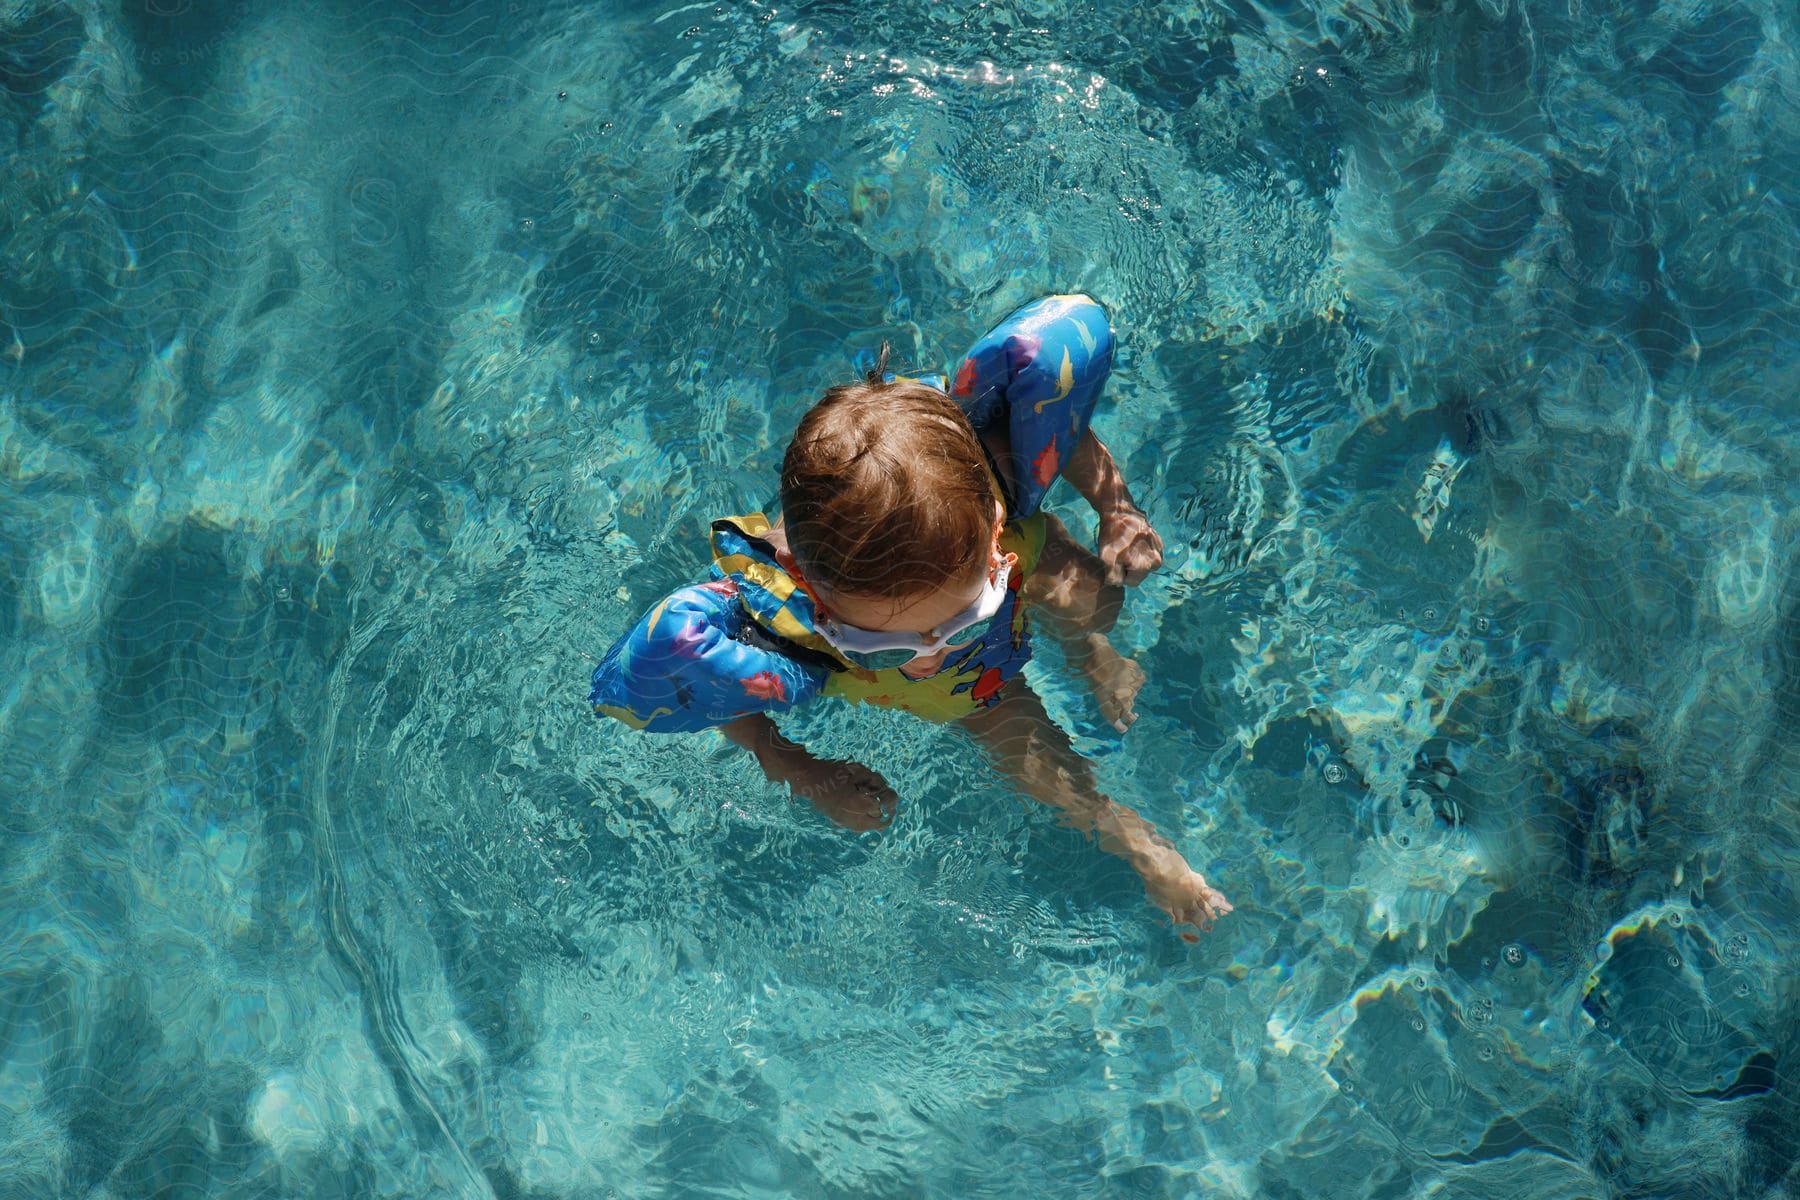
[519,217,536,233]
[1323,763,1346,784]
[1502,944,1524,967]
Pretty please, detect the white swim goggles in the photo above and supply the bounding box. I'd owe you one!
[815,551,1018,671]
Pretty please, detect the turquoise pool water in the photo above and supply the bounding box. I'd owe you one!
[3,0,1798,1195]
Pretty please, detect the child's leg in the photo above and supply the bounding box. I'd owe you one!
[959,679,1231,932]
[1022,514,1147,732]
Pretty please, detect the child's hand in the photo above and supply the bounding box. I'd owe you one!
[787,758,899,832]
[1097,505,1165,586]
[1144,857,1233,937]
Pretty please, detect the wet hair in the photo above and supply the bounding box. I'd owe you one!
[780,342,995,602]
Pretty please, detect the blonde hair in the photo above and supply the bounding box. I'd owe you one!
[780,344,995,601]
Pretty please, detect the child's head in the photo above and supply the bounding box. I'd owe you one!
[779,345,1002,630]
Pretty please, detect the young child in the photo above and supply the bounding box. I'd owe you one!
[591,295,1231,934]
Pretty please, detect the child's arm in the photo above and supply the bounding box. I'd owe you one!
[593,584,892,830]
[721,714,898,832]
[1062,431,1165,587]
[950,294,1163,585]
[960,684,1232,934]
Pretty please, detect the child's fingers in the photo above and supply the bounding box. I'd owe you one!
[1102,536,1162,587]
[1129,536,1164,577]
[1102,553,1127,587]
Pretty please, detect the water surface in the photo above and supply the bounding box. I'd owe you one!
[2,0,1798,1196]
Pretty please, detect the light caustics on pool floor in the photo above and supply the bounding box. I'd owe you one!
[1,0,1798,1197]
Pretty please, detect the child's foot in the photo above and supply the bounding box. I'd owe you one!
[1077,633,1146,733]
